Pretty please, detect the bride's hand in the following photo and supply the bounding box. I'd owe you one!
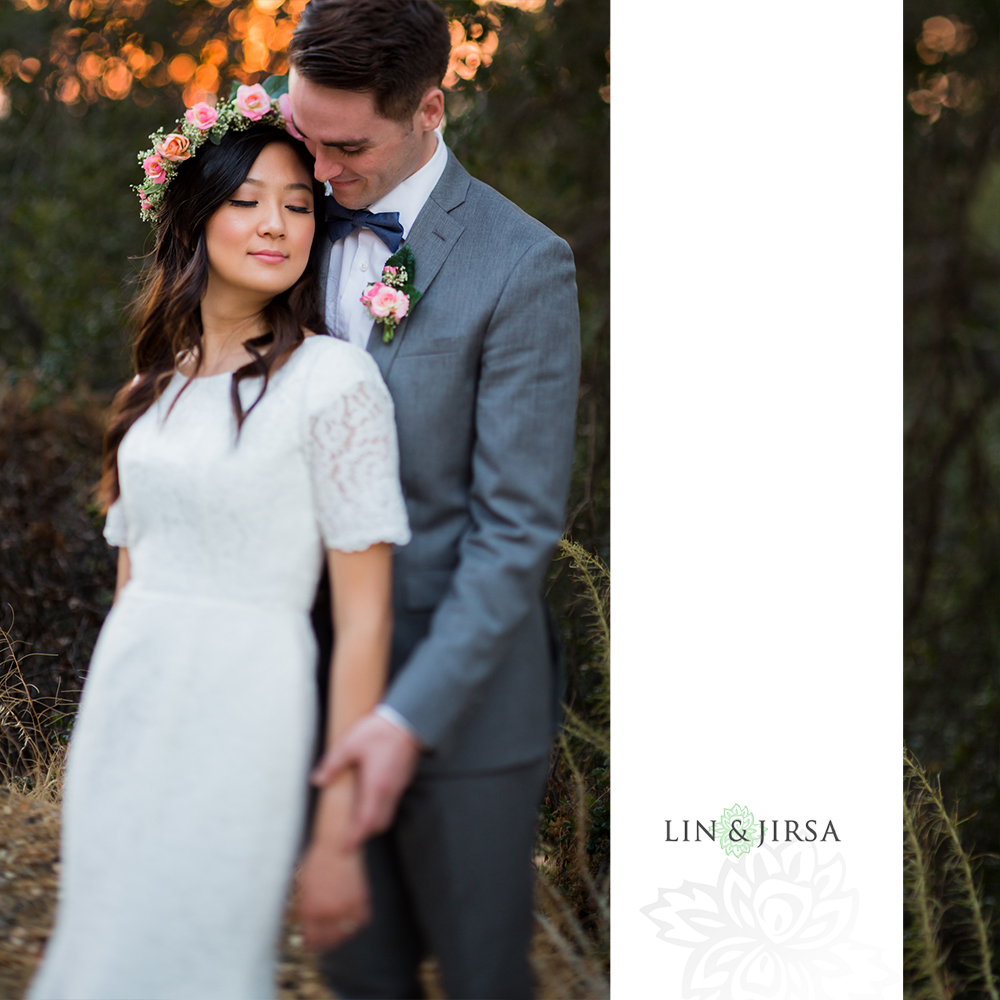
[296,840,371,950]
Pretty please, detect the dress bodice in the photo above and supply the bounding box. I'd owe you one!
[105,335,410,614]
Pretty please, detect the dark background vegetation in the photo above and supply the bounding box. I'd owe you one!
[904,0,1000,989]
[0,0,608,987]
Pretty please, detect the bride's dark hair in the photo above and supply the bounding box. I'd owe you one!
[98,123,327,511]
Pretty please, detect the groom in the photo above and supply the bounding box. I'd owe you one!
[287,2,580,997]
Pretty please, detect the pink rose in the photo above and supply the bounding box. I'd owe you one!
[156,132,191,162]
[277,93,304,140]
[139,192,154,211]
[142,153,166,183]
[236,83,271,121]
[390,290,410,322]
[383,265,398,277]
[184,102,218,131]
[360,282,383,306]
[369,285,400,319]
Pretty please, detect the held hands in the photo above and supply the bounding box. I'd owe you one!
[311,712,421,852]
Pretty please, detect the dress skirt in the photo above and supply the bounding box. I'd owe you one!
[27,587,317,1000]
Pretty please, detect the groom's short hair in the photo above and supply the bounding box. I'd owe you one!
[288,0,451,122]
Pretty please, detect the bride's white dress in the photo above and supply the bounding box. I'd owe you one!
[28,335,410,1000]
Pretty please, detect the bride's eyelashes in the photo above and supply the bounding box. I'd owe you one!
[227,199,313,214]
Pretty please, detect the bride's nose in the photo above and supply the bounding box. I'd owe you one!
[257,199,285,238]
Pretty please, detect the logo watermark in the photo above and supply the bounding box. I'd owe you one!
[641,835,893,998]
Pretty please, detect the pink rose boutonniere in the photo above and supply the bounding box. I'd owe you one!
[361,245,422,344]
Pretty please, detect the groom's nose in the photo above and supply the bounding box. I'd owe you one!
[312,148,350,184]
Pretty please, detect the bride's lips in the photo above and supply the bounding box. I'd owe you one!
[249,250,287,263]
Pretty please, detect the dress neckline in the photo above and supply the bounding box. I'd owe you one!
[173,335,327,382]
[175,369,236,381]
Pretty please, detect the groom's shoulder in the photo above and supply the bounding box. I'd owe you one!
[436,151,568,252]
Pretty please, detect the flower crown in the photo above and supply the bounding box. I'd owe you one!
[133,77,303,225]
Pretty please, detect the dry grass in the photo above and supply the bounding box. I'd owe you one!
[0,775,583,999]
[904,745,999,999]
[0,779,62,999]
[533,540,610,1000]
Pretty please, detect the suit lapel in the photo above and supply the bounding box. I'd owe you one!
[366,150,470,379]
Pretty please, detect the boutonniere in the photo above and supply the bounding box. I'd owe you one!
[360,245,423,344]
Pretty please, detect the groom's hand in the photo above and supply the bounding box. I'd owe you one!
[312,713,421,851]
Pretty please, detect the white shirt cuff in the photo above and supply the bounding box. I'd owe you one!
[375,703,417,740]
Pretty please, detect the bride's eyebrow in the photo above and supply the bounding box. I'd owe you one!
[240,177,313,192]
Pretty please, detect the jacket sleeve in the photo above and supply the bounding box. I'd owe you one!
[382,233,581,749]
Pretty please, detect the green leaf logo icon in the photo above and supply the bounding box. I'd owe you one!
[719,804,755,858]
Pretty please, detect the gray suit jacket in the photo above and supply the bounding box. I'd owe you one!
[318,149,580,774]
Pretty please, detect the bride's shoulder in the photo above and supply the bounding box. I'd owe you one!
[292,334,386,408]
[296,332,378,375]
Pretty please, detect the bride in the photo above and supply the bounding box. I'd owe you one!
[28,88,410,1000]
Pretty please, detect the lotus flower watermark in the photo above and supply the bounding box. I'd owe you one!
[641,843,892,999]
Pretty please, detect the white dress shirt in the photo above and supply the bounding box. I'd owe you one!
[324,130,448,348]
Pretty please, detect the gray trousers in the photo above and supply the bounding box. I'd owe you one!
[318,756,550,1000]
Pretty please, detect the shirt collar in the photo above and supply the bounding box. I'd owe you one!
[368,130,448,239]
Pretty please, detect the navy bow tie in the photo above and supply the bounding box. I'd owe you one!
[325,197,404,253]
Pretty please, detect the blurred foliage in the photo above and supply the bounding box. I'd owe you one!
[536,539,608,999]
[904,0,1000,979]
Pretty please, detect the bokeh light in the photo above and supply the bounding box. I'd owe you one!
[909,14,979,122]
[916,15,975,65]
[8,0,528,112]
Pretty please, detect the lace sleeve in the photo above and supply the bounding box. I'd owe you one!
[103,499,128,548]
[306,376,411,553]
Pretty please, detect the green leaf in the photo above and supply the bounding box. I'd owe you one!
[385,244,417,283]
[262,74,289,99]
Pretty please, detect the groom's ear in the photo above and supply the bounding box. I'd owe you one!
[415,87,445,134]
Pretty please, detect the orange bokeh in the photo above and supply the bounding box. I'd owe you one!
[201,38,228,67]
[101,57,132,100]
[18,58,41,82]
[908,70,981,123]
[476,0,545,11]
[32,0,512,111]
[168,54,198,84]
[916,15,975,65]
[77,51,104,83]
[445,20,498,89]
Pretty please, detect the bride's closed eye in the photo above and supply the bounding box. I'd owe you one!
[227,199,313,213]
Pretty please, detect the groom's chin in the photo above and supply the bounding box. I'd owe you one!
[327,179,366,207]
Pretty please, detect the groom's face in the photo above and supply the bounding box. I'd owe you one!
[287,70,439,210]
